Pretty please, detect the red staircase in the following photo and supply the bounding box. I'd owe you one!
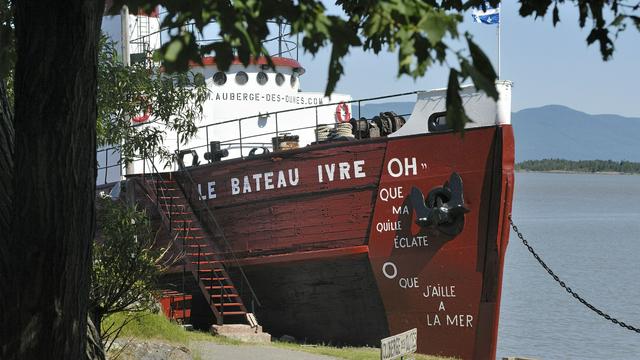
[145,176,251,325]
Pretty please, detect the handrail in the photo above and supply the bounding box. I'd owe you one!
[174,154,261,307]
[197,91,419,128]
[129,19,299,60]
[96,91,418,182]
[142,154,235,322]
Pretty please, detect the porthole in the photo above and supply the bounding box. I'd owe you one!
[257,71,268,85]
[275,73,285,86]
[290,73,297,87]
[213,72,227,86]
[235,71,248,85]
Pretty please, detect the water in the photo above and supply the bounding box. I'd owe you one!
[497,172,640,360]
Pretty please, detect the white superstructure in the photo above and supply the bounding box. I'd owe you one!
[97,9,513,187]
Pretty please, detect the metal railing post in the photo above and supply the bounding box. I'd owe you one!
[220,281,224,324]
[104,150,108,184]
[205,126,209,154]
[275,113,279,150]
[315,106,319,142]
[238,120,243,158]
[181,262,185,324]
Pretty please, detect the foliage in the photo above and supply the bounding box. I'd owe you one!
[0,0,13,79]
[97,37,209,166]
[109,0,640,131]
[516,158,640,173]
[91,196,166,347]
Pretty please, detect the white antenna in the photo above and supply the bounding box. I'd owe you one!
[120,6,134,176]
[497,3,501,79]
[120,6,131,67]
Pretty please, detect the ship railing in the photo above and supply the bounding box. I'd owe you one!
[96,91,417,185]
[129,18,299,63]
[176,91,418,160]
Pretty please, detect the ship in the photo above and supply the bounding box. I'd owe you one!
[98,9,515,360]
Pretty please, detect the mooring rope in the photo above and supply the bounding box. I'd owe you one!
[509,216,640,334]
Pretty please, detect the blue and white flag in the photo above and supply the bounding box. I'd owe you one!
[472,4,500,25]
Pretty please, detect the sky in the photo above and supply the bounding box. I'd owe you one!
[291,2,640,117]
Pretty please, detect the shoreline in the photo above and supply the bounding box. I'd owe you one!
[515,169,640,175]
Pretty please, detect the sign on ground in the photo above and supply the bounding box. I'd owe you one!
[380,328,417,360]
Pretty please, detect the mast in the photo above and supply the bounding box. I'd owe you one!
[121,6,133,176]
[120,6,131,66]
[497,3,501,79]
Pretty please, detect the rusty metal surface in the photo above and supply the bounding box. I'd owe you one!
[154,126,515,359]
[368,126,514,359]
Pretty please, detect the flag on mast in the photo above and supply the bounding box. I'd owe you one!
[472,3,500,25]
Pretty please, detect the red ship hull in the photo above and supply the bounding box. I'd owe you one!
[149,124,514,359]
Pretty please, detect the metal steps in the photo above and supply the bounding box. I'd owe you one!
[144,176,249,325]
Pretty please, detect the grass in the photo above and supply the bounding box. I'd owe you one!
[103,312,454,360]
[102,311,240,345]
[272,341,455,360]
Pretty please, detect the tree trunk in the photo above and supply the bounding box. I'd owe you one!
[0,1,104,358]
[0,79,12,238]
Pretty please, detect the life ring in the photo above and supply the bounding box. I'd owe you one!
[132,102,152,123]
[335,102,351,123]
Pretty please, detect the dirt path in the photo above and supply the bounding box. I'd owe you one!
[191,341,340,360]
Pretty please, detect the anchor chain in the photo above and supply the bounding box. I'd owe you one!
[509,216,640,334]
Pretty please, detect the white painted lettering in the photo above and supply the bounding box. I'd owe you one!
[427,314,441,326]
[387,157,418,177]
[231,178,240,195]
[422,284,456,298]
[376,220,402,233]
[277,170,287,188]
[324,164,336,182]
[197,183,206,200]
[405,157,417,176]
[379,187,404,202]
[399,277,420,289]
[353,160,366,178]
[382,262,398,279]
[391,205,409,215]
[446,314,473,327]
[393,235,428,249]
[288,168,299,185]
[207,181,216,199]
[264,172,274,190]
[252,173,263,191]
[243,175,252,193]
[387,158,403,177]
[339,162,351,180]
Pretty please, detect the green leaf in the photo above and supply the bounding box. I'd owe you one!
[460,59,496,100]
[164,39,183,62]
[419,10,448,45]
[465,35,498,99]
[445,69,471,133]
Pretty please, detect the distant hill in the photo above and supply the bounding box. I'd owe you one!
[512,105,640,162]
[516,159,640,174]
[360,102,640,162]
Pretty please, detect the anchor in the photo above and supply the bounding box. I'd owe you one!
[410,172,470,236]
